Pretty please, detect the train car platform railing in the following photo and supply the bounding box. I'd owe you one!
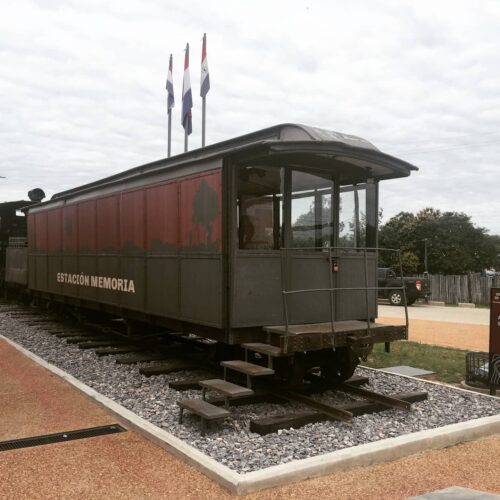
[8,237,27,248]
[279,246,409,337]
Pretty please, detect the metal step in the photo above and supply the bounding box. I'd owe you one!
[241,342,291,357]
[199,379,254,398]
[177,399,230,434]
[220,360,274,377]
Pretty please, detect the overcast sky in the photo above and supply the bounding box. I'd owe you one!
[1,0,499,233]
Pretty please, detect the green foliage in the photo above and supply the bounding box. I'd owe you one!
[379,208,498,274]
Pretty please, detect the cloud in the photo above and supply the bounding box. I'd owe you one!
[0,0,499,233]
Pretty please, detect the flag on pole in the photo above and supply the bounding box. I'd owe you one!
[200,33,210,98]
[166,54,174,111]
[182,43,193,135]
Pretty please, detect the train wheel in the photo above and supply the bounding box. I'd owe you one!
[320,347,360,385]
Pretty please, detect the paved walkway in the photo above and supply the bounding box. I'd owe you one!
[1,337,499,499]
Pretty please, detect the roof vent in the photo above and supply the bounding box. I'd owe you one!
[28,188,45,202]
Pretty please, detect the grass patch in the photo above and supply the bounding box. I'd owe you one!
[362,341,468,385]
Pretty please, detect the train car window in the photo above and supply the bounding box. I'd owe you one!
[237,166,283,250]
[291,170,333,248]
[339,184,366,248]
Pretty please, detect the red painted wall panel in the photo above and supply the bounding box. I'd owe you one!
[62,205,77,251]
[27,214,35,251]
[145,182,178,251]
[96,196,119,251]
[180,171,222,251]
[120,190,145,251]
[47,210,62,252]
[78,200,96,251]
[34,212,48,251]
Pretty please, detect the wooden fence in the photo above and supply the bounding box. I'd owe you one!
[428,274,500,305]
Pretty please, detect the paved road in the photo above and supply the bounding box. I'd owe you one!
[378,303,490,325]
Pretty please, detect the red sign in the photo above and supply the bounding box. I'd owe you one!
[489,288,500,392]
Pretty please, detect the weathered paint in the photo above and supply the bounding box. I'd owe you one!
[120,189,145,252]
[27,168,223,329]
[78,200,96,252]
[96,195,119,252]
[34,212,48,251]
[62,204,77,252]
[47,209,62,252]
[180,171,222,252]
[146,181,179,252]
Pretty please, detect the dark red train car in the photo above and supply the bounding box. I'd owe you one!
[11,124,418,382]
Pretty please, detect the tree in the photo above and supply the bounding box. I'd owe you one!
[379,208,498,275]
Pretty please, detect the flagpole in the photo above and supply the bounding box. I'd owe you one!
[200,33,210,148]
[182,42,192,153]
[168,109,172,157]
[166,53,174,158]
[202,97,206,147]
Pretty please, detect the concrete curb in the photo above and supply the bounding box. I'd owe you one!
[428,301,446,306]
[3,335,500,495]
[458,303,476,308]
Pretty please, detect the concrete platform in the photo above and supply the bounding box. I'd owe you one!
[411,486,500,499]
[380,365,435,378]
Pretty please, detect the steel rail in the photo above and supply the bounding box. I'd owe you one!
[275,390,354,422]
[339,383,412,411]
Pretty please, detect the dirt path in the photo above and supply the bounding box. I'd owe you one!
[379,316,489,351]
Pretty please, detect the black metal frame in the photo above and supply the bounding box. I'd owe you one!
[465,351,496,387]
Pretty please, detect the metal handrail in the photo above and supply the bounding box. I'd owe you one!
[279,246,409,338]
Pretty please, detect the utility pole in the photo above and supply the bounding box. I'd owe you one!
[424,238,428,273]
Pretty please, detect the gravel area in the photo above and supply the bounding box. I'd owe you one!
[2,308,500,474]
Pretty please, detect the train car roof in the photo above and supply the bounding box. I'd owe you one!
[51,123,418,201]
[0,200,36,213]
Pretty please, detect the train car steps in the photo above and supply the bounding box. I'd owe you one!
[220,360,275,389]
[242,342,292,368]
[199,379,254,409]
[177,399,230,435]
[178,362,273,432]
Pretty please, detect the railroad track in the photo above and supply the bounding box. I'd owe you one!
[0,299,428,436]
[0,299,217,377]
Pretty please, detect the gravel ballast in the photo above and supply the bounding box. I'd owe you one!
[2,308,499,474]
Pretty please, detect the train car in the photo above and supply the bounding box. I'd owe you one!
[7,124,417,384]
[0,200,36,289]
